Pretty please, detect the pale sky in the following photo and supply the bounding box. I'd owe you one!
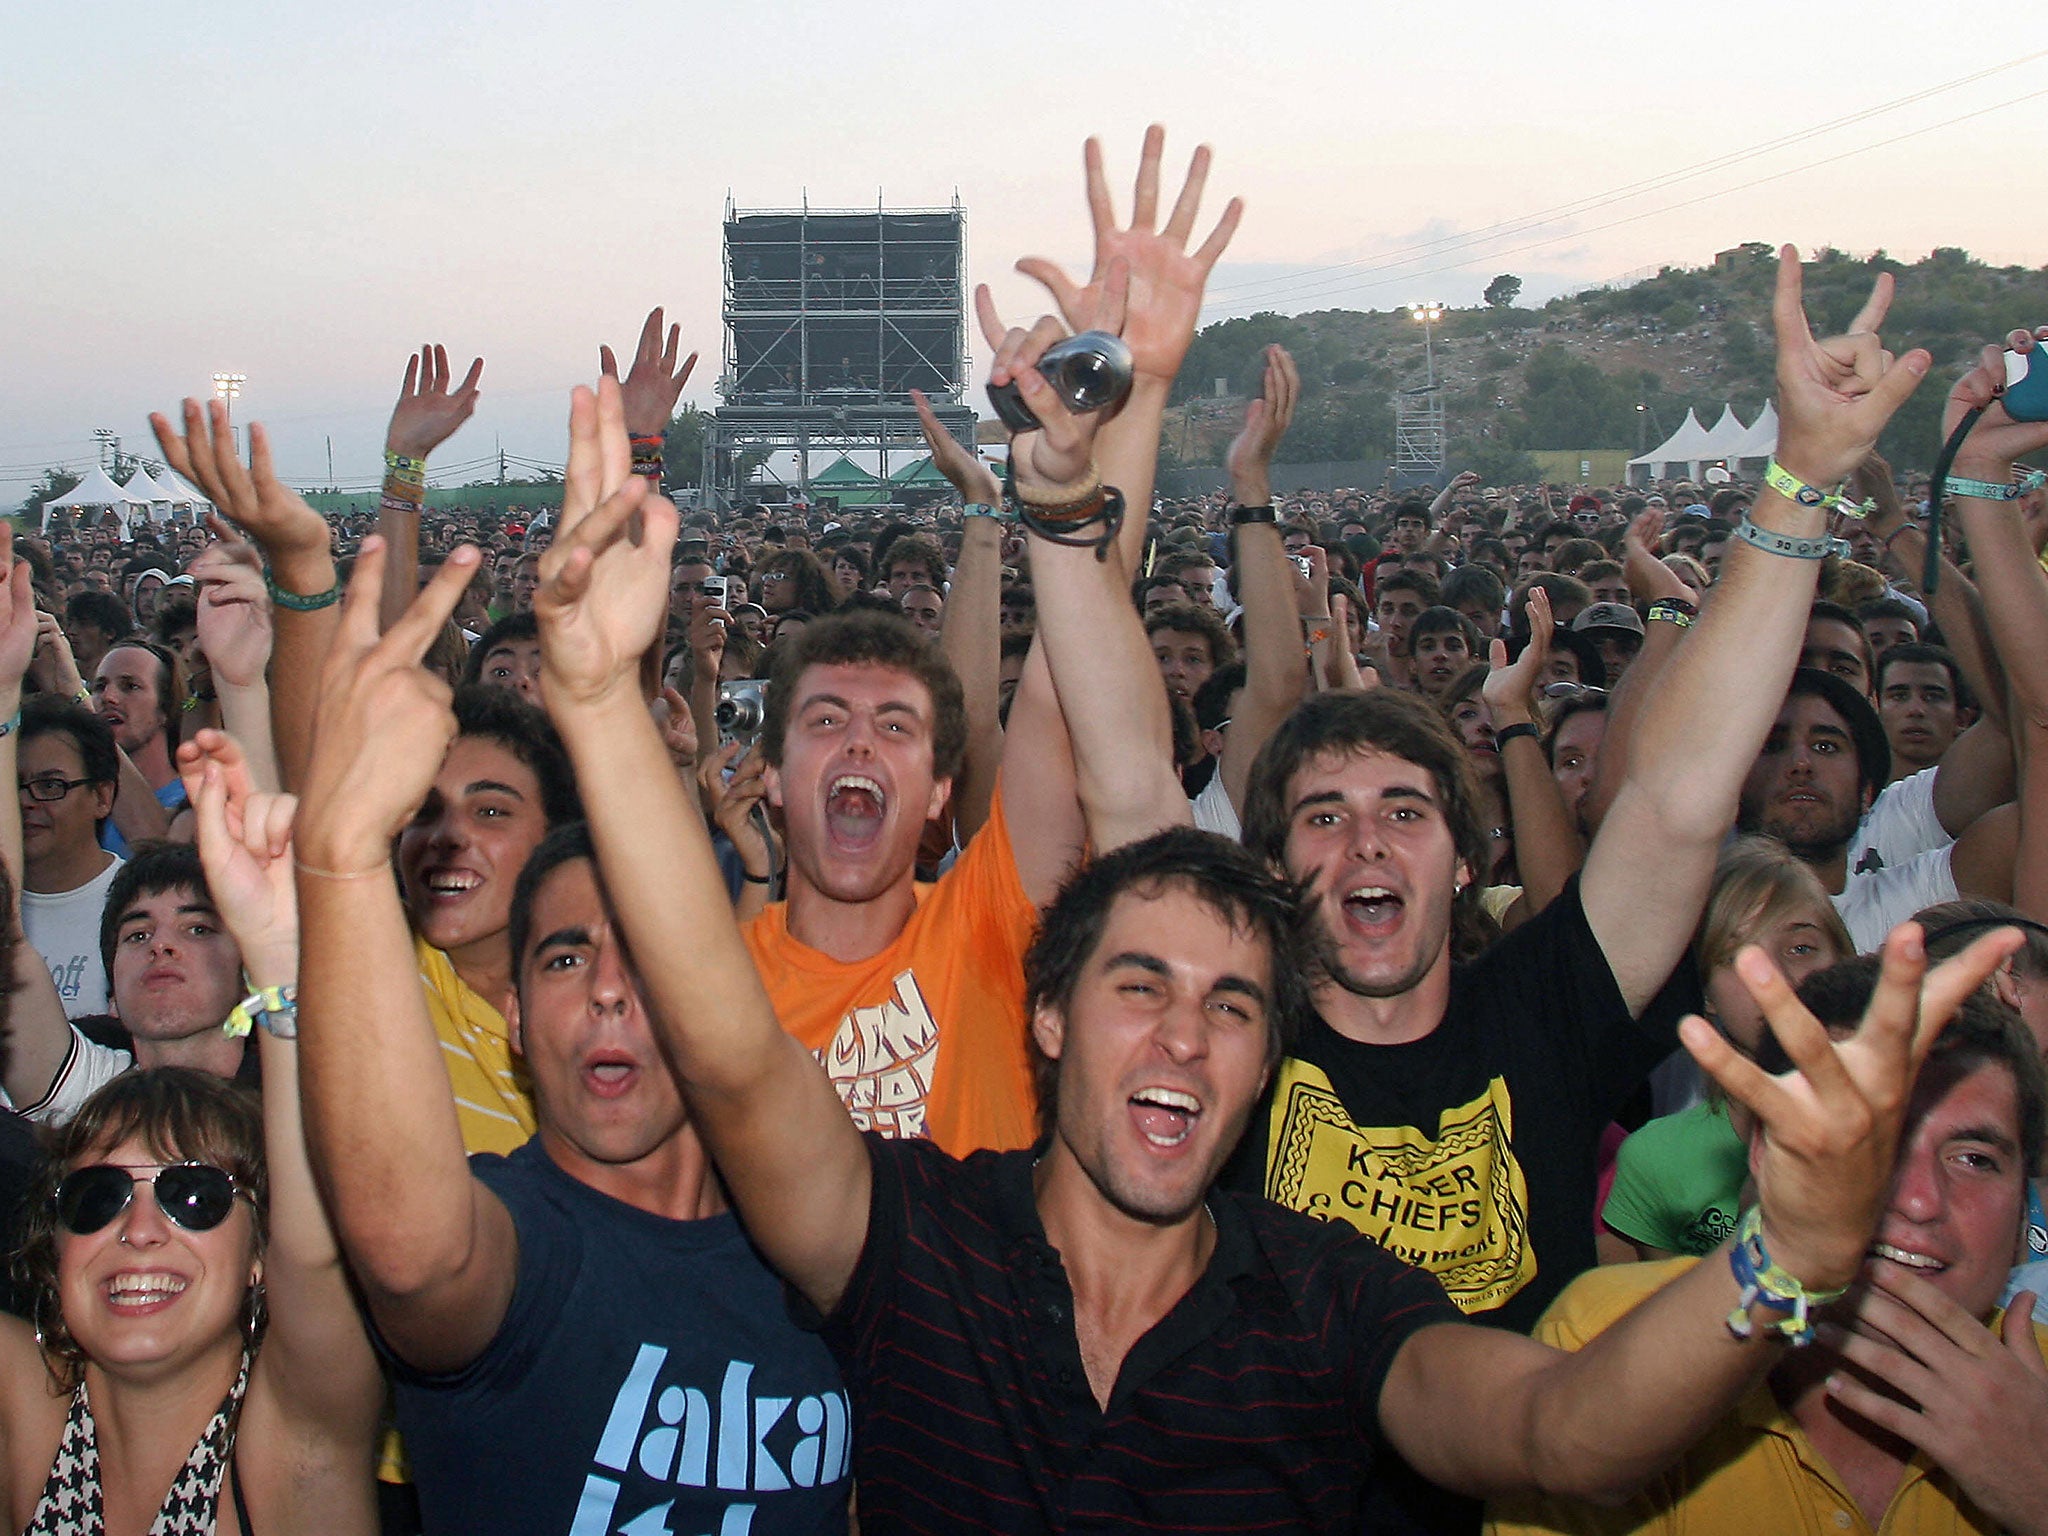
[5,1,2045,500]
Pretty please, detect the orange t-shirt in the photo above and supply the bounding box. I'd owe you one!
[742,786,1040,1156]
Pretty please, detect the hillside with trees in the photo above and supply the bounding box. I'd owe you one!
[1166,245,2048,478]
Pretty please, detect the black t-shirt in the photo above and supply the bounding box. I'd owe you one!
[1227,875,1700,1336]
[390,1138,852,1536]
[821,1134,1462,1533]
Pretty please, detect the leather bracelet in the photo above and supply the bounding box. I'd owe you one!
[1019,481,1107,526]
[1734,516,1831,561]
[1495,721,1540,749]
[1230,503,1277,525]
[1646,599,1695,629]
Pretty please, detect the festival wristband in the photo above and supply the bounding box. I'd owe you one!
[1763,459,1872,519]
[1734,516,1832,561]
[1646,599,1695,629]
[223,984,298,1041]
[1942,472,2042,502]
[1724,1205,1847,1348]
[72,686,93,707]
[383,450,427,481]
[265,570,343,612]
[630,434,664,482]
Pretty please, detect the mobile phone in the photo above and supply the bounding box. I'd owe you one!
[2005,347,2048,423]
[1294,555,1314,579]
[702,575,728,605]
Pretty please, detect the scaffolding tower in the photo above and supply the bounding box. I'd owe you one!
[1392,386,1446,483]
[703,195,976,509]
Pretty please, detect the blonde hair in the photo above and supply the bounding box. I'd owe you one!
[1697,835,1854,978]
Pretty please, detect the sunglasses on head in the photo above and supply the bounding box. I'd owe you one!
[55,1163,249,1237]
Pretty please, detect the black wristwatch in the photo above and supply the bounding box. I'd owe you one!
[1229,503,1277,525]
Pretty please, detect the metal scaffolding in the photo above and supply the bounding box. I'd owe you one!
[703,194,976,509]
[1392,386,1446,482]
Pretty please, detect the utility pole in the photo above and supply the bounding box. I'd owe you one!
[326,436,334,487]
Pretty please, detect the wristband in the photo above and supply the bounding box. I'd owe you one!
[0,710,19,739]
[630,434,664,482]
[1882,523,1920,552]
[1229,503,1277,525]
[265,570,343,611]
[740,871,772,886]
[1302,623,1331,646]
[223,984,298,1041]
[1646,599,1695,629]
[72,685,93,707]
[383,450,427,480]
[1494,722,1540,749]
[1944,473,2024,502]
[1724,1205,1847,1348]
[1733,516,1832,561]
[1763,460,1872,519]
[963,503,1001,520]
[1018,481,1108,524]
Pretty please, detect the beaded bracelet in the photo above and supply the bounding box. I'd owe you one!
[630,434,664,482]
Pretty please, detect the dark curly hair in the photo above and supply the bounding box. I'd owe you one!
[14,1068,267,1390]
[761,609,968,785]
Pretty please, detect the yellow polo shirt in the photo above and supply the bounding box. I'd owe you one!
[414,933,534,1156]
[1485,1258,2045,1536]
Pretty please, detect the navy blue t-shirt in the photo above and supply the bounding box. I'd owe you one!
[391,1138,852,1536]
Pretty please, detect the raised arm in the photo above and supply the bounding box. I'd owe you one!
[1481,588,1583,914]
[1218,346,1309,812]
[1017,126,1242,576]
[979,278,1190,867]
[913,388,1005,843]
[379,344,484,631]
[188,530,281,792]
[1584,251,1930,1011]
[293,541,520,1374]
[1382,924,2021,1500]
[535,378,869,1314]
[152,403,337,790]
[177,731,381,1463]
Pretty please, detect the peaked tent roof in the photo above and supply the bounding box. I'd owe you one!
[1725,400,1779,461]
[1696,405,1749,459]
[885,455,952,487]
[47,466,146,509]
[153,467,214,510]
[123,469,171,502]
[1628,408,1714,468]
[809,455,882,486]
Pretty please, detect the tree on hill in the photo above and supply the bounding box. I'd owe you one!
[1484,274,1523,309]
[22,468,80,527]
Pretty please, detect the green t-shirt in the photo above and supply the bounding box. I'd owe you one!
[1602,1099,1746,1255]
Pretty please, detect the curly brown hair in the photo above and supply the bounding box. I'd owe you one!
[13,1068,267,1390]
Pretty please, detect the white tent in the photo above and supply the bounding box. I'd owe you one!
[1696,405,1749,463]
[1724,400,1779,469]
[43,467,148,536]
[123,470,174,522]
[1627,408,1715,484]
[153,467,215,518]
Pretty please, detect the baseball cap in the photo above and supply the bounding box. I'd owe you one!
[1572,602,1645,637]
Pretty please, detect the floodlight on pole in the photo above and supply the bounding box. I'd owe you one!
[1408,303,1444,390]
[212,373,247,454]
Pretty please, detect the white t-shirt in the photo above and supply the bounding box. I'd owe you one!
[1190,769,1241,841]
[1853,766,1948,875]
[11,1025,132,1125]
[1832,845,1958,954]
[21,855,124,1018]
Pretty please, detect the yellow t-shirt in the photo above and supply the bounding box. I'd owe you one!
[741,786,1039,1157]
[413,934,534,1158]
[1485,1258,2047,1535]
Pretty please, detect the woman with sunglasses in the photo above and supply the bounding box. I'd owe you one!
[0,732,381,1535]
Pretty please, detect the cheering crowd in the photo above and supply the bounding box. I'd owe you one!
[2,128,2047,1536]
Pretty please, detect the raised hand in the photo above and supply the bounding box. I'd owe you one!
[1225,345,1300,507]
[179,729,297,977]
[0,539,38,704]
[1483,586,1551,726]
[602,307,698,440]
[534,376,679,709]
[151,402,331,570]
[1770,247,1930,488]
[385,344,485,459]
[1016,126,1242,392]
[1678,922,2023,1290]
[975,273,1127,501]
[657,686,698,771]
[697,742,778,875]
[1943,325,2048,480]
[911,388,1001,506]
[189,532,274,691]
[1622,509,1692,604]
[1817,1268,2048,1531]
[294,538,481,873]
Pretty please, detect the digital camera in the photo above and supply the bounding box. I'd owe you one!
[986,330,1135,434]
[715,679,768,750]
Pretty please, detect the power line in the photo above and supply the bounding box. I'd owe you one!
[1205,81,2048,315]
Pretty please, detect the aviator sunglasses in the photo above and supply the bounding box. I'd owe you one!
[54,1163,250,1237]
